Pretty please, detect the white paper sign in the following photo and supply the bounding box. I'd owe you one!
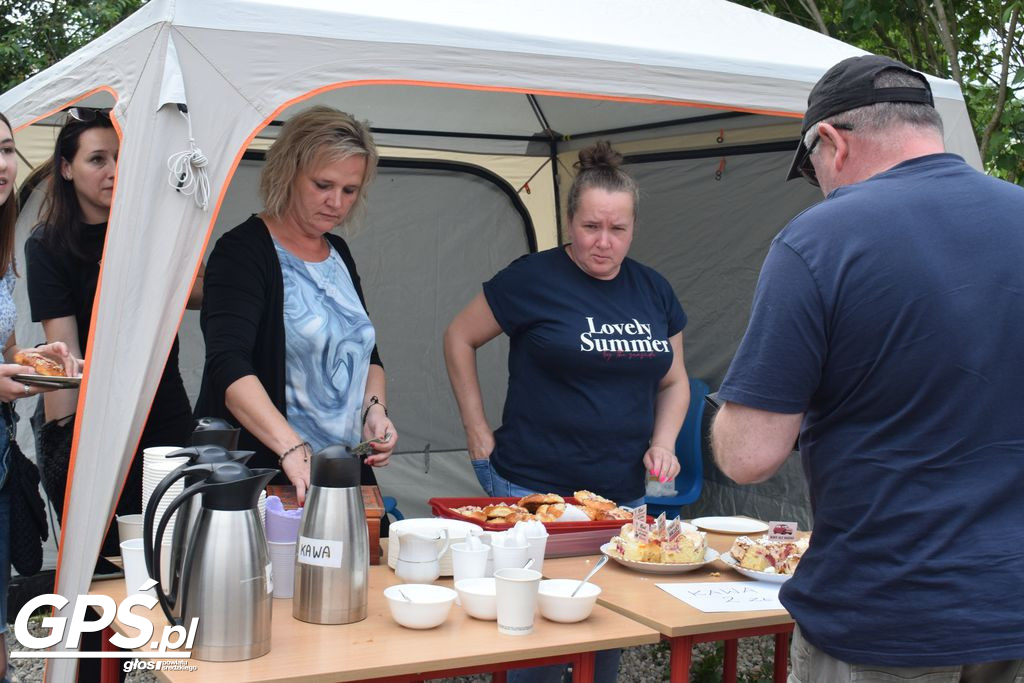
[656,582,784,612]
[297,536,344,568]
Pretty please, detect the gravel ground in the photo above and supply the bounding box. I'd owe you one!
[9,620,781,683]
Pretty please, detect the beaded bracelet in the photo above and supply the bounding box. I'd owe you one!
[362,395,388,425]
[279,441,310,465]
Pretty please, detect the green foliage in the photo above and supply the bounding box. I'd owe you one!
[740,0,1024,186]
[0,0,148,92]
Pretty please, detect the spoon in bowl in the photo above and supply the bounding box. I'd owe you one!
[397,588,413,602]
[570,555,608,597]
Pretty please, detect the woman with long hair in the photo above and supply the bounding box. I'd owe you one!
[24,107,201,566]
[0,110,77,683]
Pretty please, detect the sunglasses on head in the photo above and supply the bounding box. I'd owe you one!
[65,107,112,123]
[796,122,854,187]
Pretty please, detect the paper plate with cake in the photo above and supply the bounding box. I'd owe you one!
[601,506,718,574]
[719,533,809,584]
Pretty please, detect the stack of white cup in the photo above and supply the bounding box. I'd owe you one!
[141,446,187,545]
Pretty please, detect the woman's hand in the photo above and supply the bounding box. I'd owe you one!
[643,445,680,483]
[35,341,83,377]
[466,424,495,462]
[0,363,42,402]
[280,444,312,505]
[362,411,397,467]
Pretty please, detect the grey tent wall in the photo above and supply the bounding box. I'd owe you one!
[627,147,818,528]
[178,159,534,519]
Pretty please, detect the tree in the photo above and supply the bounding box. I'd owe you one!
[0,0,147,93]
[738,0,1024,184]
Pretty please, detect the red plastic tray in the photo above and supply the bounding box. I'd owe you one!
[428,496,630,534]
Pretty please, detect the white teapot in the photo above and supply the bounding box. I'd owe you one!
[394,528,450,584]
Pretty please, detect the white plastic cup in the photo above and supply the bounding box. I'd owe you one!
[525,534,548,573]
[451,542,489,583]
[116,514,144,543]
[268,540,296,599]
[491,539,529,575]
[121,538,156,597]
[494,567,541,636]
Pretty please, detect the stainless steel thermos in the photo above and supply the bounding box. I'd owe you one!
[146,462,277,662]
[293,445,368,624]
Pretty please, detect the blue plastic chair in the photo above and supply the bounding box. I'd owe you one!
[645,377,710,518]
[382,496,404,521]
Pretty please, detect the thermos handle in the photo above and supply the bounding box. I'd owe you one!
[143,464,213,618]
[151,478,210,625]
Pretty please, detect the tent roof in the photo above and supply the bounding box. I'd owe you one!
[2,0,969,143]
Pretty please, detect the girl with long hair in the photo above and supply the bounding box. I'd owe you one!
[24,107,201,567]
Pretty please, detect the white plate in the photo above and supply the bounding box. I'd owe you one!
[12,374,81,389]
[718,551,792,584]
[690,516,768,534]
[600,542,719,574]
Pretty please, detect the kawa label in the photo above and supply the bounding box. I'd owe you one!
[297,536,344,568]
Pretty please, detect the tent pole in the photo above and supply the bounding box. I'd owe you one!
[525,94,562,242]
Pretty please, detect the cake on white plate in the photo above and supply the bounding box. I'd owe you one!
[610,508,707,564]
[729,534,810,574]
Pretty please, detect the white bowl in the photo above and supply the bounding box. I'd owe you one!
[454,577,497,620]
[537,579,601,623]
[384,584,457,629]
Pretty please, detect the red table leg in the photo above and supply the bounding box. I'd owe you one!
[100,626,119,683]
[668,635,695,683]
[492,671,508,683]
[774,630,790,682]
[572,651,596,682]
[723,638,738,683]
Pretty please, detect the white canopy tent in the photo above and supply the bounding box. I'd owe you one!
[0,0,979,675]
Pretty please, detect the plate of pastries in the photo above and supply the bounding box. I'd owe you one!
[448,490,634,526]
[601,506,719,574]
[718,533,810,583]
[12,350,81,388]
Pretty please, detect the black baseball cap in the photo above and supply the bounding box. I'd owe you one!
[786,55,935,181]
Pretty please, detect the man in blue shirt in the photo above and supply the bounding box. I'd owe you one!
[712,55,1024,682]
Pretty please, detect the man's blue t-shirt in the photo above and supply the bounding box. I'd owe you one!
[483,247,686,502]
[719,154,1024,666]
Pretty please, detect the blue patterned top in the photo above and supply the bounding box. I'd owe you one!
[0,264,16,347]
[274,240,375,451]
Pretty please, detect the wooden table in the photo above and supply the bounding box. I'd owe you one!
[90,565,658,682]
[540,531,794,683]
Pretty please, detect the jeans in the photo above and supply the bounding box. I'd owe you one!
[789,624,1024,683]
[471,458,641,683]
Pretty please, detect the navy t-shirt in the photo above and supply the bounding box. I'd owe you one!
[483,247,686,503]
[719,154,1024,665]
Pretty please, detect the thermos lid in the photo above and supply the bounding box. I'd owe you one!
[201,463,278,511]
[168,446,255,484]
[310,446,361,489]
[191,417,241,449]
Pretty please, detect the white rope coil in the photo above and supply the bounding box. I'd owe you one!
[166,107,211,211]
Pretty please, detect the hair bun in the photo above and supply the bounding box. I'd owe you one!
[575,140,623,172]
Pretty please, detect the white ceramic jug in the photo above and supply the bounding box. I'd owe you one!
[394,528,450,584]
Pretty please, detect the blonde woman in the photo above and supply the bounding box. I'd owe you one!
[196,106,397,507]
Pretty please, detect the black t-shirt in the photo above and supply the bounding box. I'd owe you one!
[25,222,191,439]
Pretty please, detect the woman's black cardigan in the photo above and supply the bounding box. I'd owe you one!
[195,215,382,477]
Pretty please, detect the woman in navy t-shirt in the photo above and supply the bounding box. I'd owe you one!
[444,140,691,507]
